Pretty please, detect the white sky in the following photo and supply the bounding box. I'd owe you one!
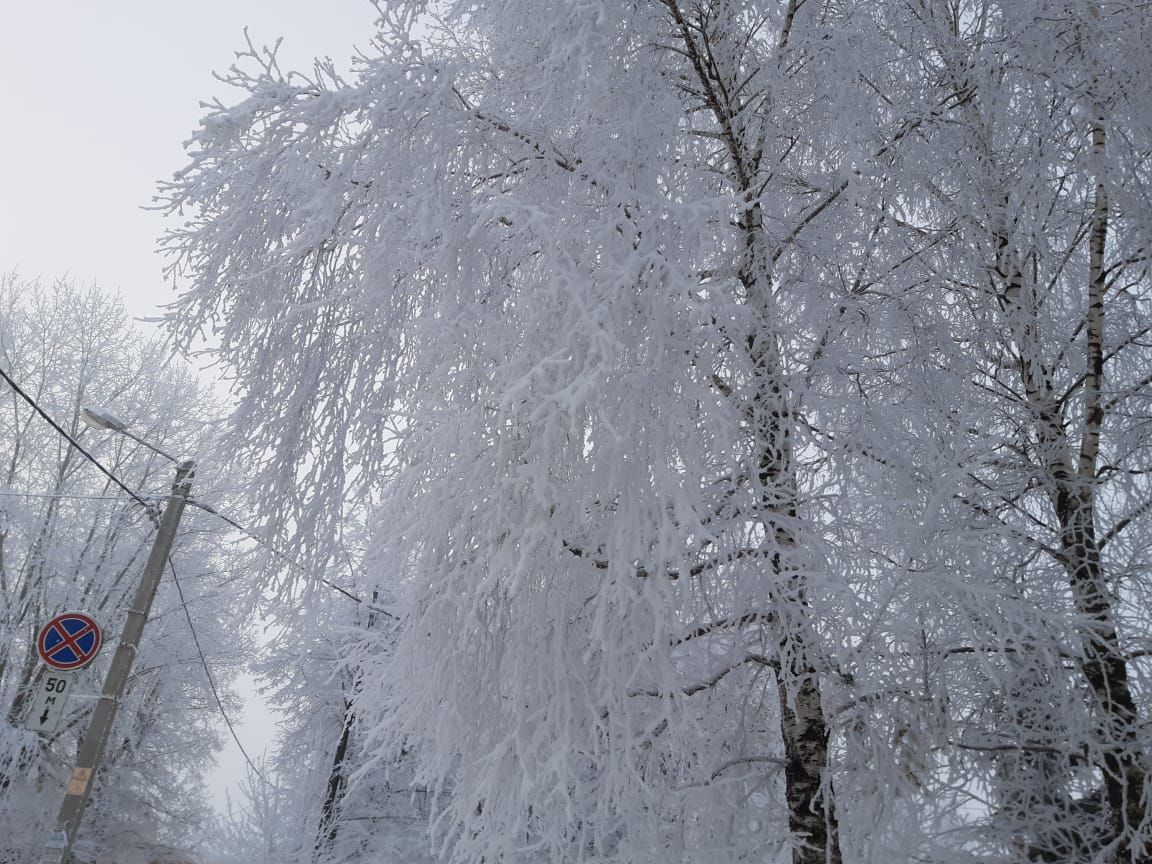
[1,0,378,822]
[1,0,376,319]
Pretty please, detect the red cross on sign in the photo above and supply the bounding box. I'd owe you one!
[37,612,102,670]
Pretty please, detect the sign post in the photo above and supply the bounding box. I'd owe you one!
[42,460,194,864]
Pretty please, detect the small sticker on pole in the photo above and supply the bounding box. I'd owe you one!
[66,766,92,796]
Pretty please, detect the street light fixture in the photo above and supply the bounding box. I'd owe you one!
[80,406,181,465]
[77,406,127,432]
[44,408,195,864]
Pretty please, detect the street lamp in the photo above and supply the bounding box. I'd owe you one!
[44,408,195,864]
[80,406,180,464]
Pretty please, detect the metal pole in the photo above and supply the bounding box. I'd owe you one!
[42,460,195,864]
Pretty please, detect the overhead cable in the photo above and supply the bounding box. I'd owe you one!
[188,499,396,619]
[167,555,279,790]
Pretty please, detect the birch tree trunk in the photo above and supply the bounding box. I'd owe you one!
[660,3,842,859]
[1060,82,1147,861]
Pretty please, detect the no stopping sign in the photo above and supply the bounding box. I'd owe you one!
[37,612,102,670]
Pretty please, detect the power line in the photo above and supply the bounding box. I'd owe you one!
[188,499,395,619]
[166,555,279,791]
[0,491,151,503]
[0,365,154,513]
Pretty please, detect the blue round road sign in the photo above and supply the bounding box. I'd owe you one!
[37,612,102,670]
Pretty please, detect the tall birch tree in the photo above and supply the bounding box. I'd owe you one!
[881,1,1152,858]
[160,2,915,861]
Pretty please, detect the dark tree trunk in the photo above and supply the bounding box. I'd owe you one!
[315,699,354,858]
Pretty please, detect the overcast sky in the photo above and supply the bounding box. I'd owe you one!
[1,0,379,818]
[1,0,376,319]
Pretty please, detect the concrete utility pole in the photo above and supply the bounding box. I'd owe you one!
[42,460,195,864]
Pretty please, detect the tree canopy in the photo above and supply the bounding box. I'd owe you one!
[161,3,1152,862]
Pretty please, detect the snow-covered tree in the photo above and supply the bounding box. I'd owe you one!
[159,1,1152,862]
[877,2,1152,858]
[160,3,920,860]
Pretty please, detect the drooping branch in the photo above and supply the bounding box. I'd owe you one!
[628,653,777,699]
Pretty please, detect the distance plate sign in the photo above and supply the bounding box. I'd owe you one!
[25,671,75,734]
[37,612,102,670]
